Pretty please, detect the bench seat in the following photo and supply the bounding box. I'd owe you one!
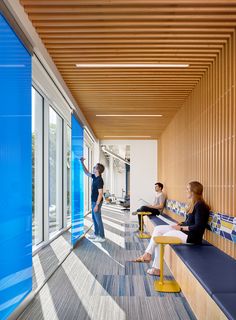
[171,245,236,295]
[145,214,236,320]
[149,213,176,225]
[212,293,236,320]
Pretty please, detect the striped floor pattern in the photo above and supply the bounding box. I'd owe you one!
[18,208,196,320]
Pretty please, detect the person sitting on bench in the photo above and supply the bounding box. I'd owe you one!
[133,181,210,275]
[132,182,166,231]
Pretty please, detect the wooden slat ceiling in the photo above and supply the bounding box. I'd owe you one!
[20,0,236,139]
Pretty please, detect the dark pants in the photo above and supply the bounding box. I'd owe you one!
[137,206,160,230]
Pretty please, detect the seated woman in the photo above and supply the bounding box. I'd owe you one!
[133,181,210,276]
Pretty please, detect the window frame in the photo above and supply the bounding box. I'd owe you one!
[32,82,72,253]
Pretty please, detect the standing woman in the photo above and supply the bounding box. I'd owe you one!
[133,181,210,275]
[80,157,106,242]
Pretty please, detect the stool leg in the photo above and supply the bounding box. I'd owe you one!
[159,244,164,285]
[137,214,151,239]
[153,243,181,293]
[140,214,143,234]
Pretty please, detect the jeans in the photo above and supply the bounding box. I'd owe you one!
[137,205,160,230]
[92,201,105,238]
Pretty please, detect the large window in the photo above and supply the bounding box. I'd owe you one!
[32,87,43,246]
[84,143,93,212]
[66,125,72,225]
[32,85,72,247]
[84,144,90,213]
[49,107,63,237]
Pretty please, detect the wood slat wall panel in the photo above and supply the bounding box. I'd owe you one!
[159,31,236,255]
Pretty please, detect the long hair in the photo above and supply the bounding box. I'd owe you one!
[187,181,209,213]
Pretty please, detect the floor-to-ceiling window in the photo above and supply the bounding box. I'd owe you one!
[84,144,90,213]
[49,106,63,237]
[84,131,94,213]
[66,125,72,226]
[32,87,43,246]
[31,78,71,248]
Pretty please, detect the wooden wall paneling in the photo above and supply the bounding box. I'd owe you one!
[228,35,233,214]
[215,51,219,211]
[220,46,223,213]
[223,42,227,213]
[233,31,236,216]
[225,38,229,214]
[207,65,212,204]
[158,23,236,256]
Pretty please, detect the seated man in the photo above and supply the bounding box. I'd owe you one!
[132,182,166,231]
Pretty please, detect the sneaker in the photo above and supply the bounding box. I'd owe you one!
[88,234,96,239]
[93,236,106,242]
[132,211,138,215]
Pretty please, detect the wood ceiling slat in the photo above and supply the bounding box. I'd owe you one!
[45,44,224,49]
[20,0,236,139]
[69,75,204,79]
[28,15,236,22]
[30,20,236,27]
[23,6,236,14]
[20,0,236,5]
[55,59,214,63]
[41,34,231,39]
[43,39,228,44]
[36,27,235,33]
[53,55,217,59]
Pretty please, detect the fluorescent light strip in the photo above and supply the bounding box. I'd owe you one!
[96,114,162,117]
[76,63,189,68]
[104,136,151,138]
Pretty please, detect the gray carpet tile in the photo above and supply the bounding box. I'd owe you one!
[32,231,72,291]
[19,208,196,320]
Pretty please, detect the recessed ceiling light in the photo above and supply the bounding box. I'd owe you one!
[76,63,189,68]
[96,114,162,117]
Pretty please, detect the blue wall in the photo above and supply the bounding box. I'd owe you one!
[0,15,32,319]
[71,115,84,245]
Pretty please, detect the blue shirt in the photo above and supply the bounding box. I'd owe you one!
[91,174,104,202]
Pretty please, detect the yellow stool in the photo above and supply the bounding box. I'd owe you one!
[153,236,182,292]
[136,211,152,239]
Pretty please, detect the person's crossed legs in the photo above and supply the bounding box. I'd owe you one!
[133,225,187,275]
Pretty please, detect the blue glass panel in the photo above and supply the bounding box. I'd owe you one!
[0,15,32,320]
[71,115,84,245]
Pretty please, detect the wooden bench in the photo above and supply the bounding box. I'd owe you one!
[144,213,236,320]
